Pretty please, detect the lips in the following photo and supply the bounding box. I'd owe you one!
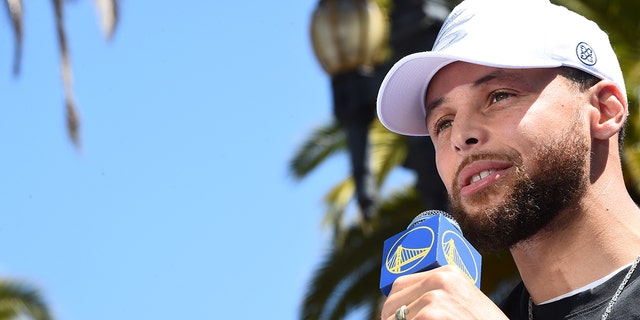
[457,160,513,197]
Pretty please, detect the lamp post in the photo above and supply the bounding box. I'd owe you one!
[387,0,449,211]
[310,0,389,221]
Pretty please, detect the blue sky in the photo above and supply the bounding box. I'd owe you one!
[0,1,386,319]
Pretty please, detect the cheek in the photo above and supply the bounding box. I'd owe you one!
[435,150,455,192]
[514,90,584,139]
[508,105,559,148]
[515,108,578,148]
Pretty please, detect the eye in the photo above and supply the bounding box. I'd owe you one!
[431,117,453,135]
[490,91,513,104]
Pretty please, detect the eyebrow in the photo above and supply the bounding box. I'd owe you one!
[424,97,445,117]
[472,70,527,87]
[424,69,523,116]
[472,71,502,87]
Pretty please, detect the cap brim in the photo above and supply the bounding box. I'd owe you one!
[377,53,457,136]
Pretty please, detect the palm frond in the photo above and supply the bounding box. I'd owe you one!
[4,0,23,75]
[0,280,53,320]
[290,122,346,180]
[4,0,119,148]
[317,120,412,241]
[53,0,82,148]
[94,0,119,39]
[301,188,423,320]
[369,119,407,187]
[322,177,354,233]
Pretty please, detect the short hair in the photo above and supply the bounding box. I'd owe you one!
[557,66,626,154]
[557,67,601,91]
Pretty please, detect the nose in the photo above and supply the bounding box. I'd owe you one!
[450,113,485,152]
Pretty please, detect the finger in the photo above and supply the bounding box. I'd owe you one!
[382,303,410,320]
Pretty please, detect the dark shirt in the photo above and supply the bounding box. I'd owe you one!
[500,264,640,319]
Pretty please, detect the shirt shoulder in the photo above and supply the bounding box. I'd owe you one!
[499,281,528,320]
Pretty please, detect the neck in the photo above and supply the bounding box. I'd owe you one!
[510,182,640,304]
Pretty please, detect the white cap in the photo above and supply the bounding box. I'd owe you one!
[376,0,627,136]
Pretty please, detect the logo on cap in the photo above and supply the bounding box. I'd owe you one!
[576,42,597,66]
[432,9,473,52]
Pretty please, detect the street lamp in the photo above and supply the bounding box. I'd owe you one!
[311,0,387,76]
[310,0,389,221]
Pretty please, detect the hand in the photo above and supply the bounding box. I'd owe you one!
[381,265,508,320]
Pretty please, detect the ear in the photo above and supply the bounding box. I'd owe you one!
[589,80,627,140]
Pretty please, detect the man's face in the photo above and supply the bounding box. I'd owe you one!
[424,62,591,252]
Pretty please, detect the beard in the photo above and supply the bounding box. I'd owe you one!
[448,117,590,253]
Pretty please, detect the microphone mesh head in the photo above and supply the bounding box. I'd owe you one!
[407,210,462,232]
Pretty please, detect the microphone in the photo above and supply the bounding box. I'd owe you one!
[379,210,482,296]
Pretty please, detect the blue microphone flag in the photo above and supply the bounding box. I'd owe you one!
[379,210,482,296]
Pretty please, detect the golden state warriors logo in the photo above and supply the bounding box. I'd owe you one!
[442,230,480,284]
[385,227,434,274]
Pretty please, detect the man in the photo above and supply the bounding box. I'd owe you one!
[376,0,640,319]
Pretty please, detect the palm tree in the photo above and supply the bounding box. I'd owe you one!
[293,1,640,319]
[0,1,118,318]
[0,279,53,320]
[3,0,119,148]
